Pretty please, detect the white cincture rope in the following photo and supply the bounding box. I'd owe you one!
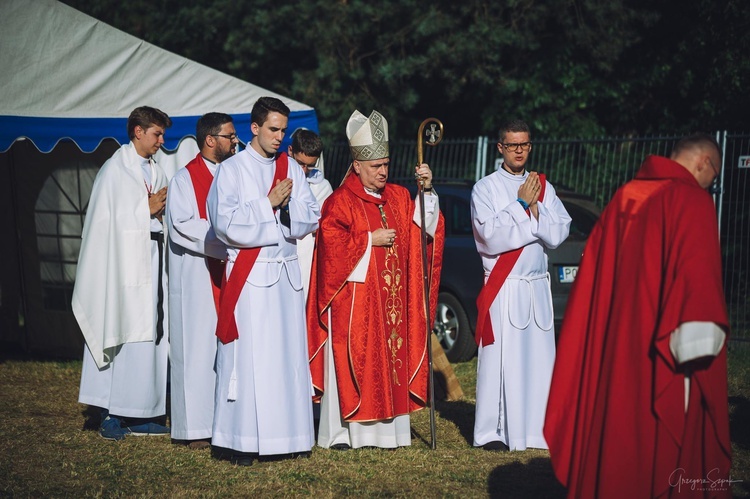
[505,272,553,331]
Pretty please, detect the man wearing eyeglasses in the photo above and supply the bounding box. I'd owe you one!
[545,134,731,498]
[471,118,571,452]
[165,112,238,450]
[287,129,333,302]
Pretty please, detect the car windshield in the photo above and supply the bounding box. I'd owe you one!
[563,202,598,239]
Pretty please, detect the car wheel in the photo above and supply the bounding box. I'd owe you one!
[433,291,477,362]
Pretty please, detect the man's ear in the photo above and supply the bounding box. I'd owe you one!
[251,122,260,136]
[697,155,708,173]
[352,160,361,175]
[288,145,294,156]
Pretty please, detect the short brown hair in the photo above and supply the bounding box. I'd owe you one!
[251,97,290,128]
[290,129,323,157]
[497,119,531,143]
[196,112,233,149]
[127,106,172,140]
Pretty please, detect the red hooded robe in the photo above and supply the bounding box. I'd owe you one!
[544,155,731,498]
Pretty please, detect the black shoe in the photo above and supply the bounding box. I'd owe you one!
[330,443,351,451]
[229,453,255,466]
[482,441,509,452]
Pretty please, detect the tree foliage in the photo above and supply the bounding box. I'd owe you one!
[609,0,750,134]
[61,0,749,143]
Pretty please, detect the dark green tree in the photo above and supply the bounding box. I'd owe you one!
[60,0,747,142]
[605,0,750,134]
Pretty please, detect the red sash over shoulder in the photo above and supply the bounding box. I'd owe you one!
[185,154,225,313]
[474,173,546,347]
[215,153,288,344]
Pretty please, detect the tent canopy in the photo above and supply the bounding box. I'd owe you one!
[0,0,317,153]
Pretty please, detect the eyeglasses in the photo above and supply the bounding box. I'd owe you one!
[501,142,532,152]
[212,133,238,141]
[707,156,722,194]
[294,158,319,169]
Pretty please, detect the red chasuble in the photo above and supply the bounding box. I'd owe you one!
[185,154,225,313]
[307,173,445,422]
[544,156,731,498]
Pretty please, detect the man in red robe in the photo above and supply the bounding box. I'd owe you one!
[544,134,732,498]
[308,109,444,449]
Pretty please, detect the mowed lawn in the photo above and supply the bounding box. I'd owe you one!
[1,348,748,498]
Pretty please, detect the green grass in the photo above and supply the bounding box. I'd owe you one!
[0,352,748,497]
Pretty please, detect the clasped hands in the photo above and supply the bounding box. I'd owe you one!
[517,172,542,218]
[268,178,293,210]
[149,186,168,221]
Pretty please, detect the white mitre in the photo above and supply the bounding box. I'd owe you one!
[346,109,389,161]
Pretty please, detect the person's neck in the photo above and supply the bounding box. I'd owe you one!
[132,142,151,160]
[201,151,218,164]
[250,140,274,158]
[502,164,524,176]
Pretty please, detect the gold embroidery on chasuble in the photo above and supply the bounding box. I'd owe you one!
[379,204,404,386]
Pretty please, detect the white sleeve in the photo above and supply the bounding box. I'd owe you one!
[530,182,572,250]
[285,165,321,239]
[166,173,226,260]
[471,180,537,255]
[207,163,278,248]
[669,321,726,364]
[412,191,439,237]
[348,232,372,283]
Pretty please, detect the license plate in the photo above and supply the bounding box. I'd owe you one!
[558,266,578,283]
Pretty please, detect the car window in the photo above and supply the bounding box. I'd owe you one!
[449,196,473,236]
[563,202,598,239]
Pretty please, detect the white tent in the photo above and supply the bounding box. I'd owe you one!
[0,0,318,154]
[0,0,319,357]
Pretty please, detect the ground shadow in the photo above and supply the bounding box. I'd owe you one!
[487,457,566,498]
[0,340,81,364]
[728,395,750,497]
[434,399,476,445]
[81,405,101,431]
[729,395,750,450]
[409,399,474,447]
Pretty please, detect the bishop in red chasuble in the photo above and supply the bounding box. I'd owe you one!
[308,109,444,449]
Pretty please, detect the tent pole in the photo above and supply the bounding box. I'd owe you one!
[8,142,30,352]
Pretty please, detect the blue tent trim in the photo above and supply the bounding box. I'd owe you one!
[0,109,318,153]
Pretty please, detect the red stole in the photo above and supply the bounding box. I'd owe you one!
[474,173,546,347]
[185,154,225,313]
[215,153,289,345]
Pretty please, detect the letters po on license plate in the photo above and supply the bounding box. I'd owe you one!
[558,266,578,284]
